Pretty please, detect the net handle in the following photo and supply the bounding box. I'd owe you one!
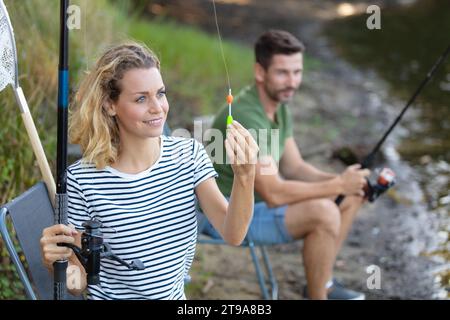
[1,1,56,203]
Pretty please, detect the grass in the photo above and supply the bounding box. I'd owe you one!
[128,17,254,129]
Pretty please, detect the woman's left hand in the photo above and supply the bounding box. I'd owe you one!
[225,120,259,178]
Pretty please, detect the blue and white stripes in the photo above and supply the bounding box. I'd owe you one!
[67,136,217,300]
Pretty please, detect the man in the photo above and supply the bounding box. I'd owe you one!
[202,29,370,300]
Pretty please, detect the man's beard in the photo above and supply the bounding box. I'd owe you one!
[264,84,297,103]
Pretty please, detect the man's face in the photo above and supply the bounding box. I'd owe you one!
[258,53,303,103]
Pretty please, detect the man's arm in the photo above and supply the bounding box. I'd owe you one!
[279,137,336,182]
[256,154,369,208]
[256,155,343,207]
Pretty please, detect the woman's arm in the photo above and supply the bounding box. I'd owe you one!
[196,121,258,245]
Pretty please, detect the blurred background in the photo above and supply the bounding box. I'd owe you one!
[0,0,448,299]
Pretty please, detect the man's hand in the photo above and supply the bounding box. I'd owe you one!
[225,120,259,180]
[339,164,370,196]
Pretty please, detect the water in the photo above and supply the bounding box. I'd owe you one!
[325,0,449,295]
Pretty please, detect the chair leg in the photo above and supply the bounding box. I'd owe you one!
[0,209,37,300]
[259,245,278,300]
[197,213,279,300]
[248,242,270,300]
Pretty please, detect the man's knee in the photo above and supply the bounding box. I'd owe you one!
[285,199,341,239]
[340,195,365,212]
[311,199,341,237]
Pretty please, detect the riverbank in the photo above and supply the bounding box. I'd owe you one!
[147,0,449,299]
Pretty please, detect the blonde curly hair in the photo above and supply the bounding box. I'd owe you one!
[69,42,160,169]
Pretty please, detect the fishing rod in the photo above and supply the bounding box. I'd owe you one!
[54,0,70,300]
[212,0,234,126]
[336,43,450,205]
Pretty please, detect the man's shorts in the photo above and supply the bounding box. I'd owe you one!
[197,201,294,245]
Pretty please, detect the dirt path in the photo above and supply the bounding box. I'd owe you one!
[146,0,445,299]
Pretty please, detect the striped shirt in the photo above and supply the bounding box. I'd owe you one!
[67,136,218,300]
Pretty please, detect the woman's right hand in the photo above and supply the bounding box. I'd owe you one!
[40,224,78,270]
[225,120,259,178]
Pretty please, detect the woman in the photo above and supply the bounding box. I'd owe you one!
[40,42,258,300]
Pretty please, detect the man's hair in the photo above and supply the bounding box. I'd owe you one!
[254,29,305,69]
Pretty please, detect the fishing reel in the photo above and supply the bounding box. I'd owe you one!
[364,167,396,202]
[61,219,145,285]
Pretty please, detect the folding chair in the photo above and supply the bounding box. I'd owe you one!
[0,182,81,300]
[196,213,278,300]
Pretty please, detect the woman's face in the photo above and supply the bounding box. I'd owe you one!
[110,67,169,140]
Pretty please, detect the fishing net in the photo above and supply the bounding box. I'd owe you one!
[0,1,16,91]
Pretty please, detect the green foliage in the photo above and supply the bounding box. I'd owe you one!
[0,0,125,299]
[0,235,26,299]
[128,17,254,128]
